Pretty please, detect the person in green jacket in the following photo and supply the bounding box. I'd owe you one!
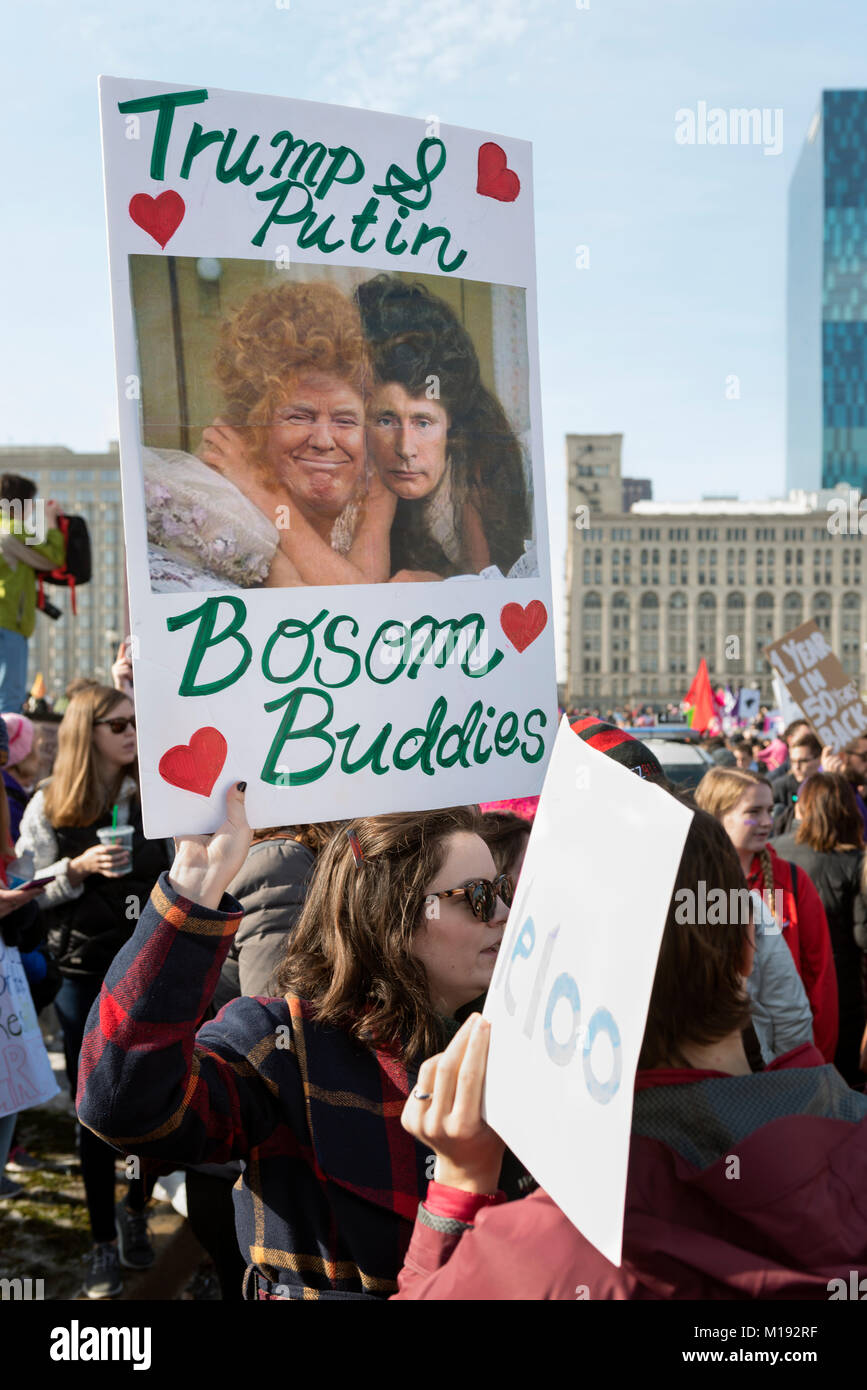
[0,474,64,714]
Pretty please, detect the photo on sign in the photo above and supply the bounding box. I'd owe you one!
[128,255,538,593]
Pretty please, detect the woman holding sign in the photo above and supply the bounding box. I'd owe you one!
[77,789,530,1300]
[391,810,867,1300]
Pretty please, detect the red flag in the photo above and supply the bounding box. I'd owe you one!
[684,659,715,733]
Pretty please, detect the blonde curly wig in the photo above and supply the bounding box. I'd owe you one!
[213,281,370,480]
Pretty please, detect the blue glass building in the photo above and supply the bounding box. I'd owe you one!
[787,91,867,492]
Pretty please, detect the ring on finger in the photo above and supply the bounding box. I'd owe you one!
[412,1088,432,1101]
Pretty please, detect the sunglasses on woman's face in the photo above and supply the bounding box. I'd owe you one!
[430,873,514,922]
[95,716,137,735]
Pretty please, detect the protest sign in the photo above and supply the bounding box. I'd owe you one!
[764,620,867,752]
[483,717,693,1266]
[99,78,556,834]
[0,941,59,1119]
[771,672,803,730]
[736,687,761,723]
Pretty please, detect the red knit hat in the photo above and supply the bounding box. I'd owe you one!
[569,716,666,784]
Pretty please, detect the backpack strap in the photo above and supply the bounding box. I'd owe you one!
[789,860,799,913]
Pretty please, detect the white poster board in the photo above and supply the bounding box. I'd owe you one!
[99,78,556,835]
[0,941,59,1119]
[483,718,693,1266]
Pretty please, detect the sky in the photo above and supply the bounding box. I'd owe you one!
[1,0,866,666]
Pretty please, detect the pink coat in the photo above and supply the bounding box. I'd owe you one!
[393,1047,867,1300]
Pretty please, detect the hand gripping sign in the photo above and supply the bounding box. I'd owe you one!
[100,77,556,833]
[483,718,693,1266]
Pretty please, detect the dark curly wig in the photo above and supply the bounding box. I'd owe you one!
[355,275,531,576]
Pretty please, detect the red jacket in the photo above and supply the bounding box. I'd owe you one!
[393,1047,867,1300]
[747,845,838,1061]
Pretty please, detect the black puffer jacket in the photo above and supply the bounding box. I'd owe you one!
[771,834,867,1086]
[212,837,316,1012]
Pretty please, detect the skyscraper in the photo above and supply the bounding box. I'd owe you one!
[788,90,867,493]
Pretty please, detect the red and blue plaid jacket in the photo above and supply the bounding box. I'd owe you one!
[77,872,437,1300]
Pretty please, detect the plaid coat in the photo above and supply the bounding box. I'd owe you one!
[77,873,443,1299]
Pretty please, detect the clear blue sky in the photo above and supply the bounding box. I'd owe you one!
[2,0,865,663]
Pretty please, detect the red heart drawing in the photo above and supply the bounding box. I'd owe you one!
[476,143,520,202]
[129,190,186,248]
[158,727,227,797]
[500,601,548,653]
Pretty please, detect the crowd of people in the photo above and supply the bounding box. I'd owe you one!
[1,663,865,1303]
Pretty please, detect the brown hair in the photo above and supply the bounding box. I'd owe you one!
[251,822,343,853]
[43,686,136,827]
[479,810,531,875]
[694,765,771,822]
[213,281,370,482]
[275,806,483,1062]
[639,809,752,1069]
[789,729,822,760]
[795,772,864,853]
[783,718,809,744]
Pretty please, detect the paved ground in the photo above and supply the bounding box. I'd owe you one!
[0,1020,220,1302]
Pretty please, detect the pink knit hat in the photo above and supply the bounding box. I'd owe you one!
[2,713,34,768]
[478,796,539,823]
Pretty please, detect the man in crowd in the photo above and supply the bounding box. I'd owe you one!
[0,474,64,713]
[822,734,867,838]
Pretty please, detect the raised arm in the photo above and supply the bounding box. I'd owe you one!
[76,785,289,1165]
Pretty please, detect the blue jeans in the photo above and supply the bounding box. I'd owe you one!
[0,628,29,714]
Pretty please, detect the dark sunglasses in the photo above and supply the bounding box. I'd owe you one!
[431,873,514,922]
[95,716,137,734]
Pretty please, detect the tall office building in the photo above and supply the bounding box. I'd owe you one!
[0,444,125,701]
[788,90,867,493]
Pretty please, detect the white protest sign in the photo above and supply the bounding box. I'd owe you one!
[483,717,693,1266]
[99,78,556,835]
[0,941,59,1119]
[772,673,804,730]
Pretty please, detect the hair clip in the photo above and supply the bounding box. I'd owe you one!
[346,829,365,867]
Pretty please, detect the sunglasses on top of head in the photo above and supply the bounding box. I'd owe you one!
[430,873,514,922]
[94,716,137,735]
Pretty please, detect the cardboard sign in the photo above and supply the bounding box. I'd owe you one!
[764,620,867,752]
[483,718,693,1266]
[99,77,556,835]
[0,942,59,1119]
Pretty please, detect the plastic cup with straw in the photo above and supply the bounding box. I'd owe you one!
[96,803,134,876]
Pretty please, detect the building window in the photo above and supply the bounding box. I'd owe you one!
[697,592,717,669]
[812,592,832,636]
[841,592,861,676]
[725,592,745,675]
[755,592,775,674]
[639,592,659,673]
